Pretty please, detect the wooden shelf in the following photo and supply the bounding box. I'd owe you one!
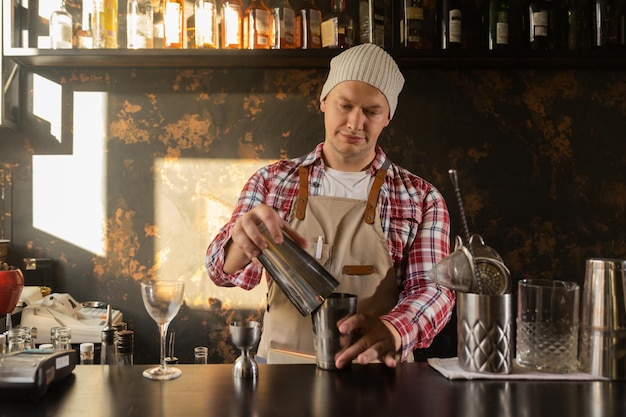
[5,47,626,70]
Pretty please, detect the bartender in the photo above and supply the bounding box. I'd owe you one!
[206,44,455,369]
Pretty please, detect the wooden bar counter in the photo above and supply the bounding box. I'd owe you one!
[2,362,625,417]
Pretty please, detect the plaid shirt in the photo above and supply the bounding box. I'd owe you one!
[206,143,455,361]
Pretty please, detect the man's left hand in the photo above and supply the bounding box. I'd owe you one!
[334,314,401,369]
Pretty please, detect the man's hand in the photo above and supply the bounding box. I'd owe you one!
[224,204,308,274]
[334,313,401,369]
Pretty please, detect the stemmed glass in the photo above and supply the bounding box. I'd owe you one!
[141,280,185,380]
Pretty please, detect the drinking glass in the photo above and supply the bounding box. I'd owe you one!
[141,280,185,380]
[516,279,580,373]
[194,346,209,364]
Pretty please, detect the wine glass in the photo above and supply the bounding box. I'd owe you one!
[141,280,185,380]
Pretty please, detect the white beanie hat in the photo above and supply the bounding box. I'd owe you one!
[320,44,405,119]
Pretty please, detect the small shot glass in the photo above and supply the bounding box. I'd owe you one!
[194,346,209,364]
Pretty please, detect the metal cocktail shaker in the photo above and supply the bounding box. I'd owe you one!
[257,223,339,316]
[578,258,626,379]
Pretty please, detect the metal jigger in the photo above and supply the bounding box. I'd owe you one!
[230,321,262,379]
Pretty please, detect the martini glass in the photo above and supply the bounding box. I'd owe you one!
[141,280,185,380]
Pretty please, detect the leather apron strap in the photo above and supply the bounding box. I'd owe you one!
[295,159,391,223]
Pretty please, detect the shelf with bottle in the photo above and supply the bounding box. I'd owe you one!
[4,0,626,70]
[6,46,626,69]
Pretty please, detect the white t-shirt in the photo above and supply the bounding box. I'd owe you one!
[320,167,375,200]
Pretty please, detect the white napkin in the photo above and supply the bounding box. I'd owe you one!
[428,357,607,380]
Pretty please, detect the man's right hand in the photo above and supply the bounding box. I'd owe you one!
[223,204,308,274]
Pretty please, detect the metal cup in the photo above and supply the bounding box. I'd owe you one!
[579,258,626,379]
[457,292,512,374]
[311,293,357,370]
[257,223,339,316]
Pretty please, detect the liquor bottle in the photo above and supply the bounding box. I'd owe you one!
[271,0,297,49]
[525,0,550,49]
[295,0,323,48]
[400,0,425,48]
[50,0,73,49]
[104,0,118,48]
[127,0,154,49]
[438,0,462,49]
[195,0,219,48]
[486,0,509,50]
[93,0,106,48]
[566,0,590,49]
[321,0,355,48]
[152,0,165,47]
[244,0,273,49]
[187,12,196,48]
[359,0,384,45]
[164,0,185,48]
[593,0,620,47]
[222,0,244,48]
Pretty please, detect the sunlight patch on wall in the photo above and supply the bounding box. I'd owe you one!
[32,92,107,256]
[32,74,63,142]
[154,158,275,310]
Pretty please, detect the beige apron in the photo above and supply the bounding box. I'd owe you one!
[257,161,400,361]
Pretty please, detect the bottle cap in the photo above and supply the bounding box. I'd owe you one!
[80,342,94,353]
[116,330,134,354]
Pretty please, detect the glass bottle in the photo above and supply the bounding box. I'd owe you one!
[56,327,72,350]
[80,343,95,364]
[295,0,322,48]
[100,306,118,365]
[486,0,509,50]
[104,0,118,48]
[566,0,591,49]
[164,0,185,48]
[525,0,550,49]
[359,0,384,45]
[594,0,620,47]
[244,0,273,49]
[321,0,355,48]
[50,0,73,49]
[195,0,219,48]
[0,334,6,355]
[271,0,297,49]
[222,0,244,48]
[127,0,154,48]
[7,327,25,353]
[439,0,462,49]
[400,0,425,48]
[116,330,134,365]
[92,0,106,48]
[50,326,60,348]
[21,327,33,350]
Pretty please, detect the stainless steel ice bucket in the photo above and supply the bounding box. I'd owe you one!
[457,292,512,374]
[578,258,626,379]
